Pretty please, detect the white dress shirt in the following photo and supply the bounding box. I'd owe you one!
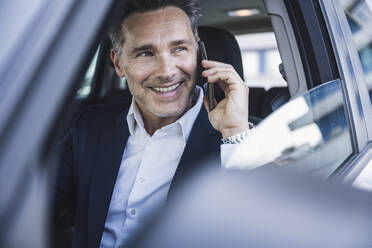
[99,85,246,247]
[100,87,204,248]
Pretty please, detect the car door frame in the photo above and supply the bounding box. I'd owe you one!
[318,0,372,183]
[266,0,369,179]
[0,0,122,246]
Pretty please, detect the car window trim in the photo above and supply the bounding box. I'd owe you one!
[331,142,372,185]
[283,0,340,88]
[319,0,371,152]
[264,0,308,98]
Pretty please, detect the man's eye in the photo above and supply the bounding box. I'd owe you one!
[174,46,187,53]
[136,51,153,57]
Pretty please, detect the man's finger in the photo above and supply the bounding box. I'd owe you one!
[202,67,236,77]
[202,60,233,69]
[207,71,242,86]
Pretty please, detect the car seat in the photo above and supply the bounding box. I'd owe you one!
[197,26,261,124]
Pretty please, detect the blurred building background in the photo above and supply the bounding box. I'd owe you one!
[235,32,287,90]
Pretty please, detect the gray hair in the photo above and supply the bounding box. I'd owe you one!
[110,0,201,56]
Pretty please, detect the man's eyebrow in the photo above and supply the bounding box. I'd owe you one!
[130,40,193,54]
[170,39,194,46]
[131,44,155,54]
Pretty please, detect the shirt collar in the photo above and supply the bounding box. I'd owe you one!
[127,97,145,137]
[126,86,204,141]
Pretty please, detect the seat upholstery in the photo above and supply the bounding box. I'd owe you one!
[198,26,244,80]
[197,26,244,103]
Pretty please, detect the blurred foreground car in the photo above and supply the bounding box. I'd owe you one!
[0,0,372,247]
[134,168,372,248]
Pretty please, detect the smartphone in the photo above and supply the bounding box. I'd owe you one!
[198,40,216,111]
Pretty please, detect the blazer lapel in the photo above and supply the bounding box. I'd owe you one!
[87,109,129,248]
[168,107,221,197]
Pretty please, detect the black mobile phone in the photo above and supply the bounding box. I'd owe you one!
[198,40,216,111]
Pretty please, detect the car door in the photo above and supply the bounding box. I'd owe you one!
[0,0,120,246]
[318,0,372,187]
[1,0,371,246]
[249,0,372,180]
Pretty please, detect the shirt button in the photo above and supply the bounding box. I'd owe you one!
[130,209,136,215]
[138,177,146,184]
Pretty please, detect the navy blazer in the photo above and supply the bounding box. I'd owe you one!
[54,103,221,248]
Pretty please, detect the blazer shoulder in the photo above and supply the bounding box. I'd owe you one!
[74,103,130,128]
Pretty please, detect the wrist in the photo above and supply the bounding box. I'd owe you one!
[221,123,253,138]
[221,123,255,144]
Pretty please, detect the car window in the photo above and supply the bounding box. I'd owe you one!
[236,32,287,90]
[225,79,353,177]
[341,0,372,106]
[235,32,288,119]
[76,47,100,99]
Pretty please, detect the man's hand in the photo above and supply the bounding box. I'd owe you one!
[201,60,250,138]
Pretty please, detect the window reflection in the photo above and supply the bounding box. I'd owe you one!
[224,79,352,177]
[341,0,372,103]
[76,47,100,99]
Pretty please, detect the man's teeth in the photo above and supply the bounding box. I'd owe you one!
[153,83,180,92]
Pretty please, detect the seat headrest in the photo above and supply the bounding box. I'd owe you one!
[198,26,244,80]
[197,26,244,102]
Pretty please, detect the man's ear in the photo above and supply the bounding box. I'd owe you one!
[110,49,125,78]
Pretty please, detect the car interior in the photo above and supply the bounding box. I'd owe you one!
[54,1,355,195]
[51,2,295,244]
[61,0,300,133]
[5,0,372,247]
[52,0,354,183]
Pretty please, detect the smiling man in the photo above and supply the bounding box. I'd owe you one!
[111,6,199,135]
[54,0,251,247]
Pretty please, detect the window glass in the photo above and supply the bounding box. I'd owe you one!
[76,47,100,99]
[235,32,288,119]
[226,79,353,177]
[235,32,287,90]
[341,0,372,105]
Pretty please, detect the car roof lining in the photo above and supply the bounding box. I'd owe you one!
[199,0,271,34]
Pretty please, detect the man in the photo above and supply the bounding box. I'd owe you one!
[54,0,251,247]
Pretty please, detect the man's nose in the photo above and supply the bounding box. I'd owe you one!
[155,52,176,80]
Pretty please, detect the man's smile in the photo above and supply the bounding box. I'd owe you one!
[151,81,183,93]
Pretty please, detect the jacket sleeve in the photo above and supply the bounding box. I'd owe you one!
[53,127,77,228]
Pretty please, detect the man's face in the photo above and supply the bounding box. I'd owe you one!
[115,7,198,119]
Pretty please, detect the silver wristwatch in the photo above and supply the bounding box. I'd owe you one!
[221,122,254,144]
